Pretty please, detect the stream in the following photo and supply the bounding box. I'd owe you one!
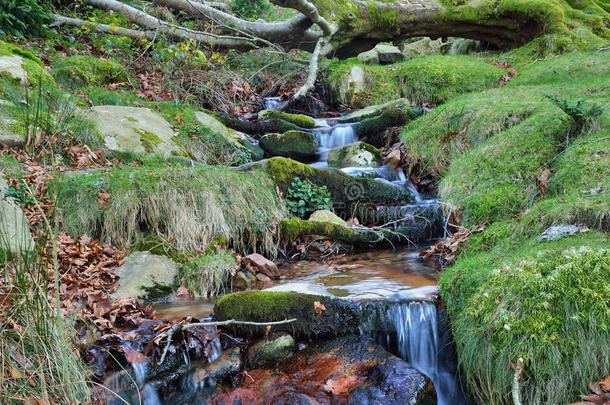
[104,103,466,404]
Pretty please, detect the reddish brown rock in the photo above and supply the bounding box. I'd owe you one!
[244,253,280,279]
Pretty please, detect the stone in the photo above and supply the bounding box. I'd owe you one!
[327,141,382,168]
[338,98,411,123]
[0,55,28,85]
[400,37,444,59]
[357,49,379,65]
[384,149,402,168]
[232,270,256,290]
[308,210,347,226]
[0,177,35,256]
[255,272,272,282]
[111,251,178,300]
[265,281,333,297]
[89,106,181,157]
[374,44,404,64]
[538,224,582,242]
[191,347,241,386]
[258,110,316,128]
[246,334,296,369]
[349,65,365,95]
[244,253,280,279]
[0,128,24,147]
[194,111,264,160]
[259,130,319,162]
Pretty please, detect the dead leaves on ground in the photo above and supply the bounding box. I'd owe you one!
[314,301,326,315]
[568,377,610,405]
[491,60,517,87]
[420,224,486,268]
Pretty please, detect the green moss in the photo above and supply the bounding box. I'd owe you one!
[0,40,54,87]
[258,110,316,128]
[213,291,359,338]
[85,87,147,106]
[280,219,355,241]
[54,165,287,257]
[53,55,128,88]
[178,252,236,298]
[325,55,505,107]
[263,157,412,208]
[259,131,319,161]
[134,128,163,154]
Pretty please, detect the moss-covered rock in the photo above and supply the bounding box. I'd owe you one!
[260,157,412,209]
[258,110,316,128]
[213,291,360,338]
[308,210,347,226]
[0,40,54,87]
[259,131,319,162]
[326,55,505,106]
[327,141,381,168]
[53,55,127,88]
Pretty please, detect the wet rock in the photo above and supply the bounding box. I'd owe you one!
[255,272,272,282]
[246,333,296,369]
[338,98,411,123]
[375,44,404,64]
[259,130,319,162]
[0,128,24,147]
[213,291,360,338]
[209,336,436,405]
[357,49,379,65]
[191,347,241,386]
[538,224,582,242]
[308,210,347,226]
[0,177,35,256]
[111,251,178,301]
[194,111,264,160]
[258,110,316,129]
[400,37,444,59]
[244,253,280,279]
[327,141,382,168]
[231,270,256,290]
[384,149,402,168]
[89,106,181,157]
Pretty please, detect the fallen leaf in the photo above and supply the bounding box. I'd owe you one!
[314,301,326,315]
[600,376,610,391]
[124,348,147,363]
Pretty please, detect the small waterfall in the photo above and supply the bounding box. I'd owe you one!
[263,97,285,110]
[359,301,466,405]
[315,124,357,149]
[405,180,423,203]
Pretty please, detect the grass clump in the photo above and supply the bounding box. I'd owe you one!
[54,165,287,257]
[178,252,236,298]
[325,55,505,107]
[53,55,128,88]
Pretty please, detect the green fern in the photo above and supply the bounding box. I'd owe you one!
[0,0,52,38]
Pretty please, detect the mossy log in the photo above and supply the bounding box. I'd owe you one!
[213,291,360,338]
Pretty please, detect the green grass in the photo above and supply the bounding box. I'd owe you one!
[325,55,506,107]
[177,252,236,298]
[54,164,287,257]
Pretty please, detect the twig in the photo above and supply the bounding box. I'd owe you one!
[512,357,524,405]
[157,318,297,365]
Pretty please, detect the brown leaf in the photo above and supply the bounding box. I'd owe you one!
[98,191,111,208]
[537,169,553,197]
[600,376,610,391]
[123,348,147,363]
[314,301,326,315]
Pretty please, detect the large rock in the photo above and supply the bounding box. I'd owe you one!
[89,106,181,157]
[246,334,296,369]
[357,49,379,65]
[0,41,54,86]
[209,336,436,405]
[308,210,347,226]
[194,111,263,160]
[0,177,35,256]
[258,110,316,129]
[400,37,444,59]
[259,131,319,162]
[111,251,178,300]
[327,141,382,168]
[0,128,24,147]
[338,98,411,123]
[374,44,404,64]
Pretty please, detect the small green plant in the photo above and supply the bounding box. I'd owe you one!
[0,0,51,38]
[178,252,236,298]
[544,93,602,137]
[231,0,272,19]
[286,177,332,219]
[5,182,36,206]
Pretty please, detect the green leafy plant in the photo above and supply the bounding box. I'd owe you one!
[5,182,36,206]
[286,177,332,219]
[544,93,602,137]
[231,0,272,19]
[0,0,51,38]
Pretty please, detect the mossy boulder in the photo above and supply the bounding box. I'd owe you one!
[338,98,410,123]
[308,210,347,226]
[246,334,296,369]
[400,37,444,59]
[260,157,412,208]
[53,55,127,88]
[326,55,505,106]
[327,141,381,168]
[258,110,316,129]
[213,290,360,338]
[88,105,181,157]
[194,110,264,160]
[0,40,54,87]
[259,131,319,162]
